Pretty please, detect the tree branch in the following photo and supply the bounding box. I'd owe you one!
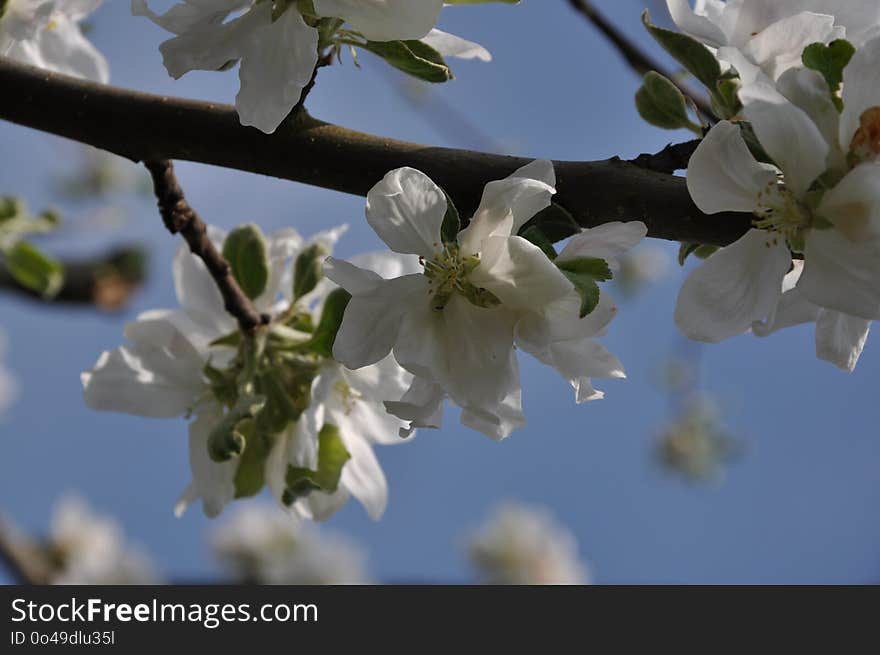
[0,246,146,309]
[0,58,751,247]
[566,0,714,120]
[144,160,267,332]
[628,139,701,173]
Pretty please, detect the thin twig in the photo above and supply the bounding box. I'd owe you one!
[143,160,267,332]
[567,0,714,120]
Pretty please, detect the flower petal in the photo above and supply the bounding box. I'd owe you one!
[557,221,647,270]
[314,0,444,41]
[366,167,447,258]
[458,160,556,254]
[420,29,491,62]
[674,229,792,342]
[686,121,776,214]
[815,309,871,372]
[840,35,880,154]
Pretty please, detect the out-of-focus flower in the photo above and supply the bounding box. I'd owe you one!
[0,330,17,416]
[467,502,590,585]
[48,495,160,585]
[212,503,370,584]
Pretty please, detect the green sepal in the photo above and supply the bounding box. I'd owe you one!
[556,257,612,318]
[222,224,270,300]
[307,288,351,358]
[282,424,351,505]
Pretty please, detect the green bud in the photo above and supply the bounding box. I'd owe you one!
[222,224,270,300]
[293,243,329,301]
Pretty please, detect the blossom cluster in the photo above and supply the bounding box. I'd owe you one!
[647,1,880,371]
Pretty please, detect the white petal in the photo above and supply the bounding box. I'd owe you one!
[394,294,517,410]
[349,251,422,279]
[29,16,109,82]
[338,434,388,520]
[458,160,556,254]
[686,121,776,214]
[751,266,821,336]
[421,29,491,62]
[674,229,792,342]
[81,314,206,418]
[469,235,573,311]
[384,375,445,438]
[366,168,447,258]
[314,0,444,41]
[666,0,727,47]
[172,227,235,338]
[800,228,880,320]
[741,11,840,81]
[236,7,318,133]
[325,259,428,369]
[816,162,880,242]
[815,309,871,372]
[840,35,880,154]
[516,290,618,351]
[132,0,250,35]
[557,221,647,270]
[460,377,525,441]
[740,81,829,197]
[182,402,237,518]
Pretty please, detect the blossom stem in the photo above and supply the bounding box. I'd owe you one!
[143,160,267,332]
[567,0,714,121]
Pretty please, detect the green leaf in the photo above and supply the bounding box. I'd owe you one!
[293,242,329,301]
[308,288,351,358]
[642,10,721,91]
[440,191,461,244]
[678,242,718,265]
[4,240,63,298]
[635,71,695,131]
[519,225,557,260]
[222,224,269,300]
[557,257,612,318]
[802,39,855,110]
[520,203,581,242]
[711,77,742,120]
[283,424,351,504]
[207,394,266,462]
[0,197,22,222]
[357,39,452,83]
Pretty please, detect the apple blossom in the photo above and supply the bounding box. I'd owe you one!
[0,0,109,82]
[133,0,497,133]
[468,502,590,585]
[82,224,415,521]
[666,0,880,84]
[212,503,370,584]
[674,35,880,370]
[325,161,645,440]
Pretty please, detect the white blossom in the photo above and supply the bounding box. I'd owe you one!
[134,0,490,133]
[82,225,413,521]
[675,35,880,370]
[212,503,370,584]
[0,329,16,417]
[49,495,160,585]
[468,502,590,585]
[325,162,644,440]
[1,0,109,82]
[666,0,880,84]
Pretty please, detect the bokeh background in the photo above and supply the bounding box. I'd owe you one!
[1,0,878,584]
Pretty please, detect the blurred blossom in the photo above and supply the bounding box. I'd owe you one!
[54,147,150,201]
[0,330,17,417]
[613,245,671,298]
[467,503,590,585]
[49,496,161,585]
[212,504,371,585]
[657,397,741,483]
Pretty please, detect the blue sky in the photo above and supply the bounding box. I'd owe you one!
[1,1,878,584]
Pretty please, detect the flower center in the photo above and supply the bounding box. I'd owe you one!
[849,106,880,166]
[421,243,499,311]
[752,180,811,250]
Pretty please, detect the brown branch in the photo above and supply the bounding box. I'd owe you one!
[0,246,146,310]
[629,139,701,173]
[144,160,267,332]
[0,58,751,247]
[567,0,714,120]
